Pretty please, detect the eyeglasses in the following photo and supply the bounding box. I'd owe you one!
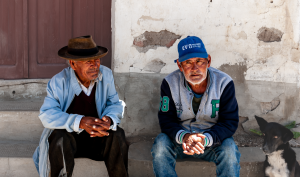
[181,58,208,68]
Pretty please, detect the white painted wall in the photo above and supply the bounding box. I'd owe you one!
[113,0,300,84]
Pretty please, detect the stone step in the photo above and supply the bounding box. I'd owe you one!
[0,101,44,142]
[1,140,299,177]
[0,79,47,142]
[128,141,300,177]
[0,79,48,102]
[0,141,109,177]
[0,101,43,111]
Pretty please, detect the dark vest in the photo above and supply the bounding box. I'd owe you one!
[66,85,98,118]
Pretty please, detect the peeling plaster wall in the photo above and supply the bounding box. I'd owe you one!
[113,0,300,136]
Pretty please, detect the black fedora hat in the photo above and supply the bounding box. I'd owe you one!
[58,35,108,61]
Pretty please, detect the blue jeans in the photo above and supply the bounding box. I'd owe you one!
[151,133,240,177]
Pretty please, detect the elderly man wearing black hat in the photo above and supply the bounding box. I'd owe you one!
[32,36,128,177]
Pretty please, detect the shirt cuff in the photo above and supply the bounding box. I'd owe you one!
[73,115,84,133]
[203,133,213,147]
[107,116,117,131]
[176,130,189,144]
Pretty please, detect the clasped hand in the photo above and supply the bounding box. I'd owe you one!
[79,116,111,137]
[182,133,206,155]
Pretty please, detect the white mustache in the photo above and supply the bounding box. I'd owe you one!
[187,72,204,76]
[87,69,99,73]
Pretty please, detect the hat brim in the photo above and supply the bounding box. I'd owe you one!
[58,46,108,61]
[176,52,208,63]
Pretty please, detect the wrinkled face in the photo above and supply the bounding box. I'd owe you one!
[69,58,101,82]
[177,56,211,85]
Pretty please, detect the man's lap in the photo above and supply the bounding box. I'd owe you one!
[152,133,239,162]
[48,127,126,161]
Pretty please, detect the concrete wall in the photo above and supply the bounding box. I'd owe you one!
[113,0,300,136]
[1,0,299,138]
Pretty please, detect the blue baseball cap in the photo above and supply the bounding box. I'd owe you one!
[175,36,208,63]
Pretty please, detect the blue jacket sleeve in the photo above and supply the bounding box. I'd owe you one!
[101,73,126,131]
[158,79,183,141]
[39,79,82,132]
[204,81,239,147]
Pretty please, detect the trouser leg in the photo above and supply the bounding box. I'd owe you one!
[152,134,240,177]
[48,127,128,177]
[151,133,188,177]
[48,129,77,177]
[103,127,129,177]
[198,137,241,177]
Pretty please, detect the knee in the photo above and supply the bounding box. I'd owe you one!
[48,130,76,152]
[111,127,126,140]
[151,133,173,158]
[218,138,240,163]
[48,129,69,144]
[115,126,125,136]
[111,127,127,146]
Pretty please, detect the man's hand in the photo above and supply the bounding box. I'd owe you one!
[79,116,112,137]
[182,133,206,155]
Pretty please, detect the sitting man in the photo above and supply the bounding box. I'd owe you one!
[33,36,128,177]
[152,36,240,177]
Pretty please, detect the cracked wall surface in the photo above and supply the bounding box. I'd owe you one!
[2,0,299,137]
[257,27,283,42]
[112,0,300,136]
[133,30,181,53]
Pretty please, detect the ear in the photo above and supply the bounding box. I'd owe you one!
[282,127,294,143]
[176,59,183,72]
[207,55,211,68]
[69,60,76,71]
[255,116,268,131]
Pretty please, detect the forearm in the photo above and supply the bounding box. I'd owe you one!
[39,110,80,132]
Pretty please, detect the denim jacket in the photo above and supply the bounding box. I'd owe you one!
[32,66,125,177]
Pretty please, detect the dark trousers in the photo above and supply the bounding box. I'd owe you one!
[48,127,128,177]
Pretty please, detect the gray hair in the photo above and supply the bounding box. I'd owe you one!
[66,60,70,66]
[66,60,78,67]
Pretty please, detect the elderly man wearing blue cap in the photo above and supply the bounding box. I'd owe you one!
[151,36,241,177]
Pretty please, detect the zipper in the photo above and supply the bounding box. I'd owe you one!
[189,93,195,132]
[198,93,208,116]
[190,94,195,116]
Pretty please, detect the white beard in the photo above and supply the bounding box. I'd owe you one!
[182,67,207,86]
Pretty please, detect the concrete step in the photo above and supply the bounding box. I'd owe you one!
[0,101,42,111]
[128,140,300,177]
[2,140,299,177]
[0,101,44,142]
[0,79,48,102]
[0,79,47,142]
[0,141,109,177]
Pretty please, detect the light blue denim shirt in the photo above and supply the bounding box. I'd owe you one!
[32,65,125,177]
